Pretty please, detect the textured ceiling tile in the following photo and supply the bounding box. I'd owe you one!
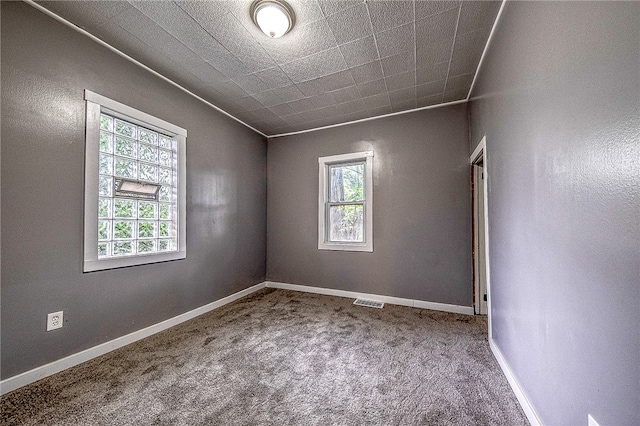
[233,109,258,122]
[415,7,459,45]
[318,1,362,17]
[416,62,450,84]
[416,79,446,98]
[388,87,416,104]
[457,0,501,35]
[39,0,497,135]
[339,36,380,68]
[287,98,316,113]
[273,85,306,102]
[385,71,416,92]
[368,0,414,33]
[189,62,227,84]
[281,48,347,83]
[37,1,132,31]
[290,0,325,26]
[448,54,479,79]
[361,93,390,110]
[443,88,468,102]
[269,103,296,116]
[211,15,275,72]
[330,85,361,104]
[357,78,387,97]
[251,107,279,121]
[444,72,474,92]
[349,60,384,85]
[232,74,269,94]
[417,93,444,108]
[281,113,308,125]
[253,90,285,107]
[260,19,337,65]
[308,93,337,109]
[449,26,492,72]
[296,79,323,97]
[213,53,252,78]
[253,67,293,88]
[376,23,415,59]
[416,37,454,68]
[391,98,417,111]
[335,99,366,115]
[214,79,248,99]
[231,96,264,111]
[111,8,202,68]
[263,116,289,129]
[327,4,372,44]
[314,70,356,93]
[415,0,461,20]
[298,108,325,122]
[381,51,415,77]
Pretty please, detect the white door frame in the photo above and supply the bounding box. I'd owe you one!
[470,136,492,338]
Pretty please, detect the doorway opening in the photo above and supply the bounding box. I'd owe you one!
[471,137,490,322]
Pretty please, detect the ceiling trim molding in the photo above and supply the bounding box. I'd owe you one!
[466,0,508,102]
[268,99,468,139]
[24,0,268,138]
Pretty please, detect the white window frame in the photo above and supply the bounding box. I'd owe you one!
[318,151,373,252]
[83,90,187,272]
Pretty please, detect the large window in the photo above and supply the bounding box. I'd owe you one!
[318,151,373,252]
[83,90,186,272]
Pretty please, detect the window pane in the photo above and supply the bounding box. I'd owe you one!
[139,163,158,182]
[329,163,364,202]
[99,132,113,153]
[137,240,155,253]
[329,204,364,242]
[139,143,158,163]
[114,119,137,139]
[114,136,137,158]
[88,106,182,266]
[114,157,137,179]
[139,129,158,145]
[100,114,113,132]
[138,202,156,219]
[99,153,113,175]
[113,221,134,239]
[98,198,111,218]
[113,199,136,218]
[138,221,156,238]
[113,241,133,256]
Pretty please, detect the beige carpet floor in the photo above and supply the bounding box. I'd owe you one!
[1,288,528,425]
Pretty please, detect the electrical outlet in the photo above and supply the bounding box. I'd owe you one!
[47,311,64,331]
[588,414,600,426]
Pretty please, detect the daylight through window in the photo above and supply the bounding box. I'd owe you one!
[318,151,373,252]
[84,90,186,272]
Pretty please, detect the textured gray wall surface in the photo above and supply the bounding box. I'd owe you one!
[1,3,266,379]
[267,104,472,306]
[469,2,639,425]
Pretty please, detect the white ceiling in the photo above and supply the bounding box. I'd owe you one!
[36,0,502,136]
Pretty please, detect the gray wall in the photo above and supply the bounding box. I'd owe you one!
[1,2,266,379]
[469,2,639,424]
[267,105,472,306]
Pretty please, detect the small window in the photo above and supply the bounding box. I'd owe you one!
[83,90,187,272]
[318,151,373,252]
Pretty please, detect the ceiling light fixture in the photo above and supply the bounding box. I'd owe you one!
[251,0,295,38]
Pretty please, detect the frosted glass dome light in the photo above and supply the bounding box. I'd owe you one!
[251,0,295,38]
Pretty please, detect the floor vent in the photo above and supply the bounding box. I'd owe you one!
[353,298,384,309]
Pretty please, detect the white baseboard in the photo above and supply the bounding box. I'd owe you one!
[489,339,541,426]
[265,281,474,315]
[0,282,267,395]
